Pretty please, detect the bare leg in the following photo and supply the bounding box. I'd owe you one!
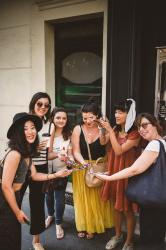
[124,211,136,245]
[33,234,40,243]
[114,209,123,237]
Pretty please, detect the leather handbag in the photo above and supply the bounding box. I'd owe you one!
[81,126,106,188]
[42,176,67,193]
[126,140,166,207]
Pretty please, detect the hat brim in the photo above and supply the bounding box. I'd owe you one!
[7,114,42,139]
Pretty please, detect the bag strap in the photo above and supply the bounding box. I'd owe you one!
[48,122,54,174]
[81,126,92,161]
[0,150,12,166]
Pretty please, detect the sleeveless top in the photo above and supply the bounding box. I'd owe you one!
[13,158,32,183]
[79,128,105,160]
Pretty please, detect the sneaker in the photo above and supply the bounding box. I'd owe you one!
[33,243,45,250]
[106,234,123,249]
[122,243,134,250]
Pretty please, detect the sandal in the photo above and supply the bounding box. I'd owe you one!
[122,243,134,250]
[105,234,123,249]
[56,224,64,239]
[45,216,55,228]
[77,232,86,238]
[86,233,94,239]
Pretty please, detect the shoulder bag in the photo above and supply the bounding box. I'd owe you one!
[126,140,166,207]
[81,126,106,188]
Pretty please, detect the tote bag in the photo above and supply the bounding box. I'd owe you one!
[126,140,166,207]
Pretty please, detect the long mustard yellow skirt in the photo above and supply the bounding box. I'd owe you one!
[72,169,114,233]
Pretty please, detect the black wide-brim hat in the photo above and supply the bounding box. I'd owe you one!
[7,112,42,139]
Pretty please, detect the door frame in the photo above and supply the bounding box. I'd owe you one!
[32,0,108,113]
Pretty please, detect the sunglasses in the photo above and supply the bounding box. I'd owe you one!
[138,122,151,130]
[36,102,50,109]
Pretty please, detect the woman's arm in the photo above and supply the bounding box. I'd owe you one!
[67,142,74,162]
[100,119,140,155]
[31,164,72,181]
[2,151,28,223]
[98,128,110,145]
[95,150,158,181]
[47,124,58,160]
[71,125,86,165]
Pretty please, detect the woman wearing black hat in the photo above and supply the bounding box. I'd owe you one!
[0,112,71,250]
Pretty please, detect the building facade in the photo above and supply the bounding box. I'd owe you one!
[0,0,165,156]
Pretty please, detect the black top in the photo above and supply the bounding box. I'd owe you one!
[14,158,32,183]
[79,127,105,160]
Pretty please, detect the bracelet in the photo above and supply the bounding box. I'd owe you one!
[53,173,57,178]
[47,174,50,180]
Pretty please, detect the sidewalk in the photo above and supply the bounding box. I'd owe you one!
[21,189,165,250]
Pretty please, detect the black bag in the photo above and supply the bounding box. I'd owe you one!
[42,177,67,193]
[126,140,166,207]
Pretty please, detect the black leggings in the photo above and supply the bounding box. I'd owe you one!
[140,206,166,249]
[29,163,48,235]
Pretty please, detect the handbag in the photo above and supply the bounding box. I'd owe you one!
[126,140,166,207]
[42,176,67,193]
[81,126,106,188]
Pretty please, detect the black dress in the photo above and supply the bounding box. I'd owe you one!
[0,157,31,250]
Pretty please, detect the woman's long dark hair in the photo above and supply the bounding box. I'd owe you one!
[29,92,51,123]
[8,121,39,158]
[51,107,72,140]
[114,99,136,133]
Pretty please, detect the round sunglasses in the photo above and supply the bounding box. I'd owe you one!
[36,102,51,109]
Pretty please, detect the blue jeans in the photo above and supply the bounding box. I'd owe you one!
[45,185,66,225]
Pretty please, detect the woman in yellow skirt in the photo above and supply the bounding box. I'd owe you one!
[72,98,114,239]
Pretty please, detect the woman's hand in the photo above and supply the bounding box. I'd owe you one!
[95,173,110,181]
[16,209,29,224]
[58,147,68,161]
[37,140,49,150]
[99,119,113,133]
[55,169,72,178]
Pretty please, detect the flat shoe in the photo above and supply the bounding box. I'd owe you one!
[122,243,134,250]
[86,233,94,239]
[45,216,55,228]
[78,232,86,238]
[33,243,45,250]
[56,224,64,239]
[105,234,123,249]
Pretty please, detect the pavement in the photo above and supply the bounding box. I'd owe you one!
[21,185,166,250]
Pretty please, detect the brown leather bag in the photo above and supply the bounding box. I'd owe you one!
[81,126,106,188]
[85,157,106,187]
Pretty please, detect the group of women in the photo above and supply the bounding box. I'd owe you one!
[0,91,165,250]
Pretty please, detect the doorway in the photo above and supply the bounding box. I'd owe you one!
[54,15,103,126]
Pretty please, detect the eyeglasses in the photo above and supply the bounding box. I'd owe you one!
[36,102,50,109]
[138,122,151,130]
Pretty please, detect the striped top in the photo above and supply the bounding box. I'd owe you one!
[32,122,50,166]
